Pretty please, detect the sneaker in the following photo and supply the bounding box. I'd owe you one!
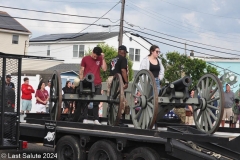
[83,119,88,124]
[94,120,101,125]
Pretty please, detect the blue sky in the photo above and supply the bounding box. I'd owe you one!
[1,0,240,57]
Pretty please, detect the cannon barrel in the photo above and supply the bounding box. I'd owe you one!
[172,76,192,91]
[79,73,95,94]
[82,73,95,84]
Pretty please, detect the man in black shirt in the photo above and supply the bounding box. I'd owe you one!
[108,45,129,90]
[107,45,129,125]
[5,75,15,90]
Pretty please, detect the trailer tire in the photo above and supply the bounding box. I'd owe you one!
[88,140,122,160]
[55,135,86,160]
[127,147,160,160]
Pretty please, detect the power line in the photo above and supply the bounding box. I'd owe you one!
[124,21,240,53]
[76,1,120,36]
[126,2,240,42]
[0,14,119,27]
[0,5,119,23]
[207,62,240,76]
[39,0,119,3]
[127,31,234,59]
[124,32,149,51]
[124,27,240,57]
[160,0,240,20]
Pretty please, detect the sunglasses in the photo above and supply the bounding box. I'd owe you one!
[155,50,161,54]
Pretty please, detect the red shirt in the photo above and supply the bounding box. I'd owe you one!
[81,55,102,85]
[21,84,35,100]
[35,89,48,105]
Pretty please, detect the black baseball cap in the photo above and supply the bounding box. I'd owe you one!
[118,45,128,53]
[6,75,11,78]
[235,98,239,103]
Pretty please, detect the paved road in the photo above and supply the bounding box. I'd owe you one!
[0,143,55,160]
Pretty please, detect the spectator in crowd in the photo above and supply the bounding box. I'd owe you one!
[185,90,194,125]
[62,81,74,114]
[140,45,164,94]
[221,84,235,127]
[45,79,51,113]
[232,98,240,128]
[72,46,107,124]
[5,75,15,90]
[21,77,35,114]
[134,90,141,114]
[35,80,49,113]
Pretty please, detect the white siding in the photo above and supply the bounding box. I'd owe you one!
[0,31,30,55]
[28,33,152,70]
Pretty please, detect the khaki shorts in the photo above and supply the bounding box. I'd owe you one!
[185,116,194,125]
[233,114,240,123]
[222,108,233,120]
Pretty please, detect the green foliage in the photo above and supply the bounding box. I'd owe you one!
[161,52,219,89]
[85,43,133,82]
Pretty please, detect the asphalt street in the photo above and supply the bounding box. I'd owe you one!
[0,143,55,160]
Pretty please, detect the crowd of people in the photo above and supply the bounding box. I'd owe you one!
[4,44,239,128]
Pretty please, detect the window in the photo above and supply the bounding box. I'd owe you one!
[12,35,19,44]
[129,48,140,62]
[135,49,140,61]
[47,45,50,56]
[73,45,85,58]
[129,48,134,61]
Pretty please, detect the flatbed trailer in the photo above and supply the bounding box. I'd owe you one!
[19,113,240,160]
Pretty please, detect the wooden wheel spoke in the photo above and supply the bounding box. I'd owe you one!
[139,76,145,91]
[147,96,153,102]
[135,84,144,96]
[113,90,120,99]
[201,80,205,97]
[208,87,218,100]
[138,111,144,128]
[144,75,148,95]
[205,77,209,98]
[135,109,142,120]
[207,104,218,110]
[204,112,208,132]
[207,97,220,104]
[196,110,203,121]
[141,111,146,129]
[206,110,213,129]
[207,108,217,121]
[147,102,154,109]
[147,106,153,118]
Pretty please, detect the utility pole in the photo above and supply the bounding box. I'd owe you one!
[118,0,125,46]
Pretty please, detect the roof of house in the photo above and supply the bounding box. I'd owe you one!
[30,32,119,42]
[44,63,80,73]
[0,11,31,33]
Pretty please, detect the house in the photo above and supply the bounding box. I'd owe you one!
[27,32,152,71]
[0,11,31,55]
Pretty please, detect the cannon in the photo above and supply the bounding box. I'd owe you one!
[130,70,224,134]
[79,73,95,95]
[49,70,125,126]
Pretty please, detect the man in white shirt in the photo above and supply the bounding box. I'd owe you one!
[45,79,51,113]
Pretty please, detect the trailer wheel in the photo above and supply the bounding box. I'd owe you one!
[55,135,86,160]
[127,147,160,160]
[88,140,122,160]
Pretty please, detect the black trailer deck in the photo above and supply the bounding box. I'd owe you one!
[19,113,240,160]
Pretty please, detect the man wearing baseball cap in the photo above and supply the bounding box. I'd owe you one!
[222,83,235,127]
[5,75,15,90]
[107,45,129,125]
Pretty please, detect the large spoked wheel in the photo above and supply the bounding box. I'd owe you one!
[108,74,125,126]
[49,70,62,121]
[130,70,158,129]
[193,74,224,134]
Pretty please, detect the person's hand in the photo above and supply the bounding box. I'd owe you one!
[123,83,128,89]
[43,101,47,104]
[101,53,105,59]
[28,86,31,89]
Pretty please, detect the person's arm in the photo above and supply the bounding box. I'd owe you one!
[121,58,128,89]
[12,83,15,90]
[188,105,193,112]
[158,58,165,80]
[79,57,86,80]
[101,53,107,71]
[30,85,35,93]
[140,57,147,70]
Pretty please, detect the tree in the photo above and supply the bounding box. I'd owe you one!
[160,52,219,89]
[85,43,133,82]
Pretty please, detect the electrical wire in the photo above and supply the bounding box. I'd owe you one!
[124,27,240,57]
[39,0,119,3]
[160,0,240,20]
[124,21,240,53]
[126,1,240,42]
[0,14,118,27]
[0,5,120,23]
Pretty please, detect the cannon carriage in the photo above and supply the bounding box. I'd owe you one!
[49,69,224,134]
[49,70,125,126]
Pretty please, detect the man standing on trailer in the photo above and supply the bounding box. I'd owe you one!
[107,45,129,116]
[73,46,107,125]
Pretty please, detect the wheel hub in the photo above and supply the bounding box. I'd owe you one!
[199,98,207,111]
[140,95,147,109]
